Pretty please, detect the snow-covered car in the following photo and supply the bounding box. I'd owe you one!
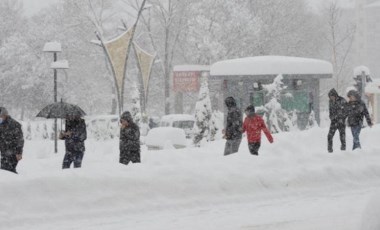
[145,127,187,150]
[85,115,120,140]
[159,114,195,138]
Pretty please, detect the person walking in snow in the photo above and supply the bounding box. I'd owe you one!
[59,116,87,169]
[242,105,273,155]
[0,107,24,173]
[327,88,347,153]
[119,111,141,165]
[223,97,243,155]
[346,90,372,150]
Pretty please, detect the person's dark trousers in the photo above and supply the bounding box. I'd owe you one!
[351,125,362,150]
[327,122,346,152]
[0,155,18,173]
[62,151,84,169]
[224,139,242,156]
[248,142,261,155]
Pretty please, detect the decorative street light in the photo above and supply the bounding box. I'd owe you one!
[43,42,68,153]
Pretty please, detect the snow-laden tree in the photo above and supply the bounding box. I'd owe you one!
[0,0,24,46]
[263,75,294,133]
[321,0,356,94]
[290,110,299,131]
[193,78,216,145]
[306,110,318,129]
[25,0,117,115]
[130,83,142,125]
[182,0,260,65]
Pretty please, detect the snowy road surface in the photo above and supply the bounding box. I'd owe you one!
[1,126,380,230]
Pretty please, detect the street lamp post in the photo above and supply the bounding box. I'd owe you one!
[43,42,66,153]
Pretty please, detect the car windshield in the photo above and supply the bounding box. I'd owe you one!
[172,120,194,129]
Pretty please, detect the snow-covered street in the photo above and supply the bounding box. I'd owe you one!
[3,0,380,229]
[1,126,380,230]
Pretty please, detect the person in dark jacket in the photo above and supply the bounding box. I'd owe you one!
[0,107,24,173]
[223,97,242,155]
[59,116,87,169]
[327,88,347,153]
[242,105,273,155]
[346,90,373,150]
[119,111,140,165]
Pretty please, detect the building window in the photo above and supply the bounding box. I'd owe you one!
[250,91,265,107]
[281,90,310,113]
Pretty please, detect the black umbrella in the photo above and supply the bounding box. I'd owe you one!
[37,101,86,119]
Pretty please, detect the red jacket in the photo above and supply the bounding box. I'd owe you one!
[242,115,273,143]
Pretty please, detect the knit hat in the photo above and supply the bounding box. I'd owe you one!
[347,90,360,99]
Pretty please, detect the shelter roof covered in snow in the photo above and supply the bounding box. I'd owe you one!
[210,56,333,77]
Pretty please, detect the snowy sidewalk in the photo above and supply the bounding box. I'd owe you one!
[1,126,380,229]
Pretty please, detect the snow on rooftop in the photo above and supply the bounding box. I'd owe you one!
[354,65,371,76]
[210,56,333,76]
[50,60,69,69]
[43,42,62,52]
[173,65,210,72]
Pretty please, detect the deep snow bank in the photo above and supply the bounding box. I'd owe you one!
[1,126,380,227]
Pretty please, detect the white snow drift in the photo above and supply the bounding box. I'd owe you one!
[1,126,380,229]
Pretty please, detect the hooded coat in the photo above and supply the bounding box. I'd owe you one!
[119,111,140,164]
[346,90,372,127]
[0,116,24,155]
[224,97,242,140]
[328,88,347,125]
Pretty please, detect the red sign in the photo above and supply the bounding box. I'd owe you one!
[173,71,200,92]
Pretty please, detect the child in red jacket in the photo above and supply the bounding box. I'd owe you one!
[242,105,273,155]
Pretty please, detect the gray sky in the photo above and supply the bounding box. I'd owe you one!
[22,0,355,16]
[22,0,59,16]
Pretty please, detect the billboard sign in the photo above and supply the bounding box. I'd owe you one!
[173,71,200,92]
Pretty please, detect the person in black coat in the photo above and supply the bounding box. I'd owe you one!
[0,107,24,173]
[327,88,347,153]
[59,116,87,169]
[223,97,242,155]
[346,90,373,150]
[119,111,140,165]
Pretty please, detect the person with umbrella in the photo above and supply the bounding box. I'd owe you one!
[37,100,87,168]
[59,115,87,169]
[119,111,140,165]
[0,107,24,173]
